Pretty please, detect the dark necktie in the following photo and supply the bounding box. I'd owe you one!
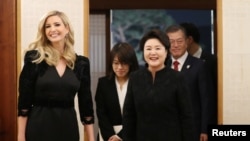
[173,60,179,71]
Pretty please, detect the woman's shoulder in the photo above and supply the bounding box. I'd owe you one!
[23,50,40,63]
[129,68,148,79]
[76,54,89,62]
[98,75,113,83]
[75,54,90,67]
[74,54,90,80]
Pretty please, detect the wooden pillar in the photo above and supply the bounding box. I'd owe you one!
[0,0,17,141]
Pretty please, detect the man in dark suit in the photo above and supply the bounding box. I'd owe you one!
[166,25,214,141]
[180,22,218,125]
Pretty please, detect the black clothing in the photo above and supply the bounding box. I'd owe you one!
[200,51,218,125]
[18,50,94,141]
[168,54,213,140]
[123,67,195,141]
[95,76,123,140]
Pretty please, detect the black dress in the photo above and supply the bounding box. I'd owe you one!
[18,51,94,141]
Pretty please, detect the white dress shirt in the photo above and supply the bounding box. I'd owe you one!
[171,51,188,71]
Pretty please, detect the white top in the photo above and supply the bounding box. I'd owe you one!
[193,46,202,58]
[99,78,128,141]
[115,77,128,115]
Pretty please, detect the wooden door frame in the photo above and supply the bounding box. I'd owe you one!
[0,0,17,140]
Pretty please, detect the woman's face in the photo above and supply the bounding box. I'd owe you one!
[144,38,167,71]
[45,15,69,45]
[112,56,129,79]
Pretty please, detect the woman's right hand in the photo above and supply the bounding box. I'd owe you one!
[17,117,28,141]
[108,135,122,141]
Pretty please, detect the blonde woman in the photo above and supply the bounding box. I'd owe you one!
[17,10,95,141]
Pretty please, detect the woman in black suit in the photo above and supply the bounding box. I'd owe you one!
[95,42,139,141]
[122,29,195,141]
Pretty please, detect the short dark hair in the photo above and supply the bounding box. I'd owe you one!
[180,22,200,43]
[139,29,170,51]
[108,42,139,78]
[165,24,187,38]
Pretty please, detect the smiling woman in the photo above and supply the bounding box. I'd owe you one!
[17,10,95,141]
[18,1,91,141]
[111,9,215,67]
[122,29,195,141]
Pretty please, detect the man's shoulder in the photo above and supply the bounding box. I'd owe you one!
[201,51,217,60]
[187,54,204,64]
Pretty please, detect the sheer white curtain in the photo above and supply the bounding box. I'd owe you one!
[89,14,106,141]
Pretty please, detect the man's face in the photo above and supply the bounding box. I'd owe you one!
[167,30,188,59]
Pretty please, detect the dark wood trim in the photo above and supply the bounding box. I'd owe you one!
[0,0,17,141]
[90,0,216,10]
[90,10,109,14]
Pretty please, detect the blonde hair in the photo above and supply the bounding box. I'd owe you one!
[25,10,76,69]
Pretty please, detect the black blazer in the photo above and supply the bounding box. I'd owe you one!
[168,54,213,140]
[95,76,123,141]
[200,51,218,124]
[200,51,217,93]
[123,67,195,141]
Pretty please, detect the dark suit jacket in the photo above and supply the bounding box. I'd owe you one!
[123,67,195,141]
[168,54,213,140]
[200,51,218,124]
[95,76,123,141]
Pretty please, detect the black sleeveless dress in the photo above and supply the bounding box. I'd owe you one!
[18,51,94,141]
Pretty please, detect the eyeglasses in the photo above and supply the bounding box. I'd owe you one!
[169,38,185,45]
[112,62,128,68]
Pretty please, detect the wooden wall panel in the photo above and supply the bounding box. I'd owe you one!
[0,0,17,141]
[90,0,216,10]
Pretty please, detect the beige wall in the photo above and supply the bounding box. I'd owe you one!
[20,0,87,140]
[218,0,250,124]
[21,0,85,54]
